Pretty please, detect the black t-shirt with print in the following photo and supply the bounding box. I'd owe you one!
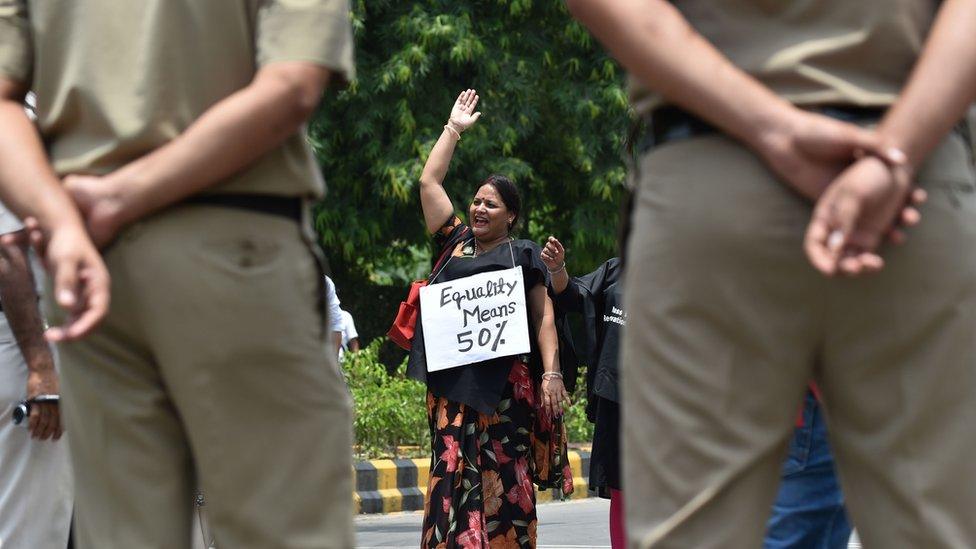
[406,216,549,414]
[552,258,623,408]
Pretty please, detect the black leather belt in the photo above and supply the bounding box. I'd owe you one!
[185,194,302,221]
[635,105,889,155]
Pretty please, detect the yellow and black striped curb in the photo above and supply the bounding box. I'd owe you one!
[353,449,592,514]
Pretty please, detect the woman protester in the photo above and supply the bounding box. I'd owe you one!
[542,237,625,548]
[409,89,573,549]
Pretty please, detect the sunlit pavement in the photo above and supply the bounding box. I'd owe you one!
[355,497,864,549]
[355,497,612,549]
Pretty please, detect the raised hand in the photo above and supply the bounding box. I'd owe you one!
[541,236,565,271]
[804,155,922,276]
[448,89,482,133]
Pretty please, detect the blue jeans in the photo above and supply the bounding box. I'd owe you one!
[764,391,851,549]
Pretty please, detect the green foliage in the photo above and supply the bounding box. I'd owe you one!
[311,0,631,286]
[342,338,429,459]
[343,338,595,459]
[563,367,594,443]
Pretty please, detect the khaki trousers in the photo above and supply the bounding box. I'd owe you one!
[622,131,976,548]
[49,204,354,548]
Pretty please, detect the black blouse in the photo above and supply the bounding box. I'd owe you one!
[552,258,623,409]
[406,216,550,414]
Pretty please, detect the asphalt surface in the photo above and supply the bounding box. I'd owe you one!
[355,497,612,549]
[355,497,865,548]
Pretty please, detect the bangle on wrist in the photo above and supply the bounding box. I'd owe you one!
[547,262,565,275]
[541,371,563,380]
[859,145,912,174]
[444,123,462,141]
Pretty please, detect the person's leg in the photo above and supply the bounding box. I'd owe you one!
[764,391,851,549]
[591,397,624,547]
[610,489,626,549]
[126,205,354,548]
[820,131,976,548]
[51,255,194,549]
[0,319,73,549]
[623,134,824,548]
[422,362,539,548]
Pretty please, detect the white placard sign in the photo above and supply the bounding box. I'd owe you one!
[420,266,531,372]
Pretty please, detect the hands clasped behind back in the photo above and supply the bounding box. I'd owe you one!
[754,108,922,277]
[805,156,923,277]
[17,172,133,341]
[62,174,128,250]
[8,216,111,343]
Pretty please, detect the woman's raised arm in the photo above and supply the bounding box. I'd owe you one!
[419,89,482,233]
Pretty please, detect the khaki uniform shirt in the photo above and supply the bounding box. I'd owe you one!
[0,0,354,198]
[630,1,938,115]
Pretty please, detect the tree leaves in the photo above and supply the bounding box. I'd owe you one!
[311,0,631,285]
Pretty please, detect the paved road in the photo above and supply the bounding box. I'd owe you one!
[355,498,612,549]
[355,497,865,549]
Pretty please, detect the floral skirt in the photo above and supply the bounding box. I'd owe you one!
[421,360,572,549]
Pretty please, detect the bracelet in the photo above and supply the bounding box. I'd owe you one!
[860,146,914,180]
[547,262,566,275]
[541,371,563,380]
[443,124,462,141]
[861,146,909,169]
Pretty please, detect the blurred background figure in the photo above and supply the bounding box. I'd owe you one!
[338,308,360,359]
[0,201,73,549]
[543,236,625,548]
[765,389,851,549]
[325,275,344,357]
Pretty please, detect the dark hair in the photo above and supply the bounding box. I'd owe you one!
[478,174,521,231]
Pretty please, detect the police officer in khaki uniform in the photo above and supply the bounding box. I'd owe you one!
[0,1,355,547]
[568,1,976,547]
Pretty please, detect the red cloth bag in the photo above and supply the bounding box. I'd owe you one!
[387,245,455,351]
[387,279,427,350]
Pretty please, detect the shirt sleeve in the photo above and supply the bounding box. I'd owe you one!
[255,0,355,83]
[430,214,469,273]
[342,310,358,340]
[0,201,24,235]
[433,215,466,249]
[517,241,549,290]
[551,277,584,314]
[0,0,32,84]
[576,261,611,297]
[324,276,344,333]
